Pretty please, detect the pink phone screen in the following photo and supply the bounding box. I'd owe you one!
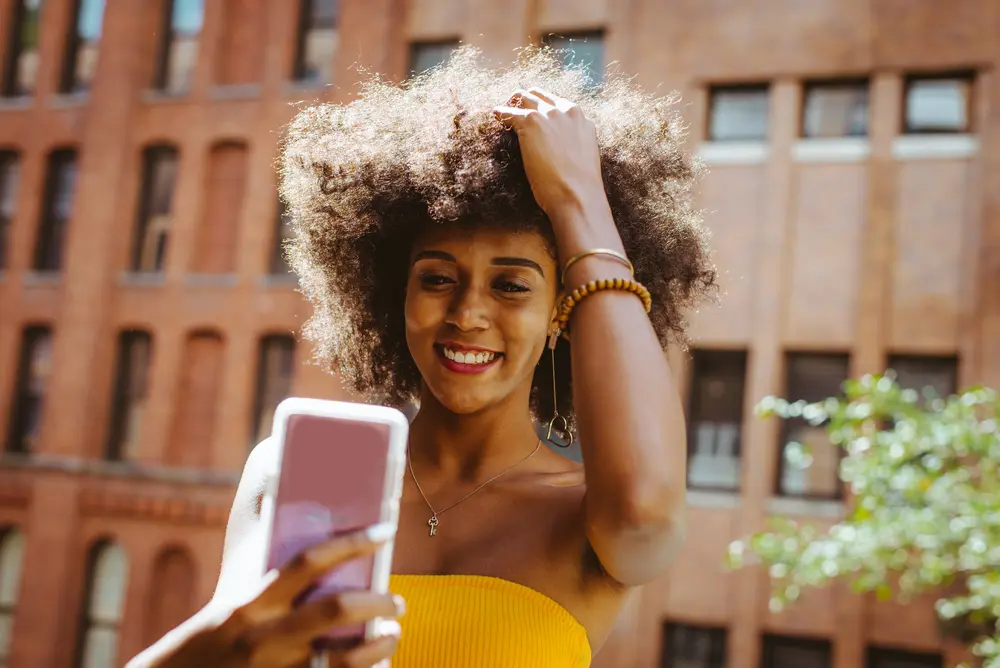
[265,413,392,650]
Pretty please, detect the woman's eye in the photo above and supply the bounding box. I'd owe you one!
[419,274,454,287]
[495,280,530,294]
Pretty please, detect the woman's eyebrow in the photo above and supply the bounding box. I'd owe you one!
[491,256,544,277]
[412,250,457,263]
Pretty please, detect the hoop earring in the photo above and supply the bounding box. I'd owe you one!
[544,337,575,448]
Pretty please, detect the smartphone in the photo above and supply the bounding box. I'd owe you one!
[259,398,408,654]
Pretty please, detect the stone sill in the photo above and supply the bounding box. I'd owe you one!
[687,489,741,509]
[892,134,978,160]
[119,271,166,287]
[697,141,769,165]
[792,137,870,163]
[210,83,262,101]
[22,271,61,286]
[48,92,88,109]
[766,495,844,519]
[184,273,238,287]
[0,452,239,487]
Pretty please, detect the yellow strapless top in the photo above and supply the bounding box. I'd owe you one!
[388,574,592,668]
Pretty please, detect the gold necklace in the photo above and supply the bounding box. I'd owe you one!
[407,439,542,536]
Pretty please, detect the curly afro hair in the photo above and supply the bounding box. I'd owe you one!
[278,46,716,424]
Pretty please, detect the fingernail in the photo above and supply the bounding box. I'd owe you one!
[393,594,407,616]
[378,619,402,638]
[365,522,396,543]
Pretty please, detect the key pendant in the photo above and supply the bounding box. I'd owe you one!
[427,515,439,537]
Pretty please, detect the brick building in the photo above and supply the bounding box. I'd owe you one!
[0,0,997,667]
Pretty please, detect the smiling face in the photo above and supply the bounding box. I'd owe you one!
[404,225,560,416]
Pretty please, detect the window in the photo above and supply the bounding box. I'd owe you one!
[144,548,196,647]
[60,0,105,94]
[0,152,20,271]
[543,31,605,87]
[762,635,832,668]
[2,0,42,98]
[888,355,958,401]
[662,623,727,668]
[191,142,246,274]
[154,0,204,94]
[0,529,26,668]
[131,145,177,273]
[777,353,850,499]
[803,80,869,138]
[5,326,53,454]
[33,149,78,272]
[868,647,942,668]
[269,199,295,276]
[105,331,152,461]
[408,40,459,77]
[686,350,746,491]
[292,0,338,84]
[74,542,129,668]
[251,335,295,445]
[904,74,973,134]
[708,85,770,141]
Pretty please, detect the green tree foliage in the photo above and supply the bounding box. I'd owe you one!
[726,374,1000,667]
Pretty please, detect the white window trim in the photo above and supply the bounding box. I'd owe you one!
[892,134,978,160]
[697,141,769,165]
[792,137,871,163]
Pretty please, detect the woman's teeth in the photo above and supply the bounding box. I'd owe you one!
[443,348,497,365]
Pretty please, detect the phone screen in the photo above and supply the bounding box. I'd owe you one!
[265,413,393,649]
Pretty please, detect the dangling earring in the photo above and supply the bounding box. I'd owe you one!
[544,332,575,448]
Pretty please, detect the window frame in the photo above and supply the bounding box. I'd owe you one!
[0,528,26,668]
[706,83,771,142]
[5,325,53,455]
[0,150,20,271]
[250,334,296,447]
[73,540,129,668]
[685,349,747,492]
[407,39,460,78]
[886,354,958,399]
[152,0,203,94]
[104,330,153,461]
[130,145,178,273]
[541,30,606,87]
[761,634,832,668]
[902,71,976,135]
[59,0,105,94]
[661,622,728,668]
[800,77,870,138]
[32,148,78,273]
[775,352,851,500]
[269,198,295,276]
[1,0,41,98]
[291,0,338,84]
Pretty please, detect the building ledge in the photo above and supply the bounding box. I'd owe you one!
[792,137,870,163]
[22,271,61,286]
[687,489,741,509]
[892,134,978,160]
[697,141,769,165]
[48,92,88,109]
[0,96,32,111]
[210,83,262,100]
[0,452,240,487]
[184,273,238,287]
[258,273,299,288]
[119,271,166,286]
[766,495,844,518]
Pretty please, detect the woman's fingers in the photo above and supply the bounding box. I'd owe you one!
[335,634,401,668]
[256,524,395,611]
[526,87,558,106]
[507,88,548,110]
[273,591,404,640]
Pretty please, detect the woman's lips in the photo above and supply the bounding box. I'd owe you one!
[435,346,503,375]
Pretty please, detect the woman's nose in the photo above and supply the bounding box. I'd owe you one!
[446,286,490,331]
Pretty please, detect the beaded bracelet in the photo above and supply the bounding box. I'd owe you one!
[550,278,652,346]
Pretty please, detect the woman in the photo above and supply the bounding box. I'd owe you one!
[128,47,715,668]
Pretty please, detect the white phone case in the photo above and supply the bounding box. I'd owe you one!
[259,397,409,663]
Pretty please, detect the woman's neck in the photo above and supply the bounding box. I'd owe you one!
[407,388,542,483]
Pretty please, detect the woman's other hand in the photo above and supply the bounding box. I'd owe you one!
[493,88,607,220]
[128,525,403,668]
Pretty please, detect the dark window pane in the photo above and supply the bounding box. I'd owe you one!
[5,326,53,454]
[292,0,338,83]
[662,623,727,668]
[270,199,295,276]
[888,355,958,401]
[709,86,770,141]
[544,31,605,87]
[868,647,943,668]
[33,150,78,272]
[904,76,972,134]
[687,350,746,491]
[251,336,296,447]
[131,146,178,272]
[408,41,458,77]
[155,0,203,93]
[763,636,831,668]
[0,152,20,271]
[105,331,153,461]
[61,0,105,93]
[778,353,850,498]
[3,0,42,97]
[803,81,869,138]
